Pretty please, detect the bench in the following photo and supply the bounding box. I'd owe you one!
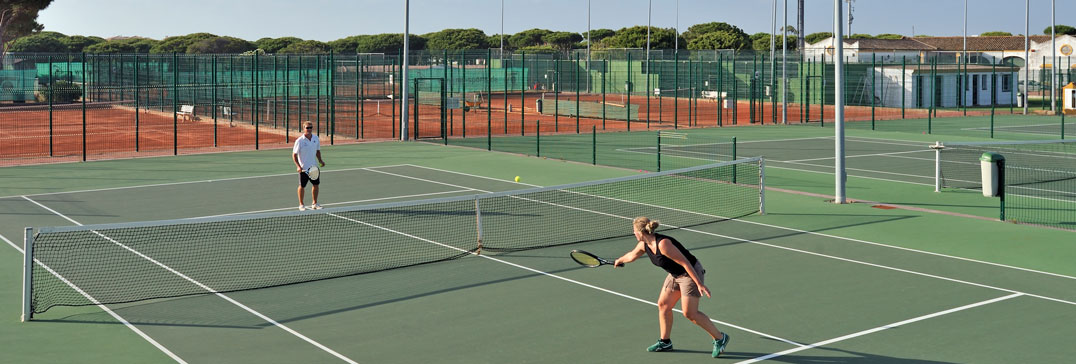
[178,105,195,121]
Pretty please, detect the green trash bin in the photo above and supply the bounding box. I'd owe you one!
[980,152,1005,197]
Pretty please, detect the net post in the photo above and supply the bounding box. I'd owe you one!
[732,136,738,183]
[474,196,483,255]
[998,159,1005,221]
[932,142,942,192]
[592,125,596,165]
[656,131,661,172]
[22,227,33,322]
[759,158,766,215]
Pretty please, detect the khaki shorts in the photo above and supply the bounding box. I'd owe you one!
[662,261,705,297]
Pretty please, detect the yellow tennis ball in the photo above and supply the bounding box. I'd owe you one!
[514,176,521,182]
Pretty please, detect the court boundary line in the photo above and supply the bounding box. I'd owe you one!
[21,196,359,364]
[1,233,188,364]
[0,163,410,200]
[397,164,1076,283]
[735,293,1025,364]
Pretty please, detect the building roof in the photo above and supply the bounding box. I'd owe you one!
[913,36,1052,51]
[810,35,1059,52]
[845,38,936,51]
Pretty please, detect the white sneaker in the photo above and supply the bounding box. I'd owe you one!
[311,203,323,210]
[298,205,306,211]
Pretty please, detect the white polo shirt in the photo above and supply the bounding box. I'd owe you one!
[292,134,321,169]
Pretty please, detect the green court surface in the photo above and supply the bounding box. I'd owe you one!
[2,129,1074,363]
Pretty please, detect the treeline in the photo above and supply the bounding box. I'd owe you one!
[9,23,1075,54]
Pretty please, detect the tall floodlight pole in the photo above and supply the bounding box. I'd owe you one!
[834,0,847,204]
[798,0,805,55]
[401,0,410,140]
[500,0,504,62]
[771,0,777,68]
[963,0,967,65]
[587,0,591,92]
[675,0,679,50]
[647,0,652,92]
[1051,0,1056,113]
[782,0,788,124]
[1024,0,1029,115]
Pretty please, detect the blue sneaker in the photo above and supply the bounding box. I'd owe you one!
[712,333,730,358]
[647,339,673,352]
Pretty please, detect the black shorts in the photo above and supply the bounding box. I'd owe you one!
[299,171,321,187]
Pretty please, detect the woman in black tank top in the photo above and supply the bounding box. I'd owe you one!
[613,217,730,358]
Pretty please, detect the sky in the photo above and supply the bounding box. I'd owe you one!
[36,0,1076,42]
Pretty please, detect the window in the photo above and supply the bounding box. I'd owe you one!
[965,75,969,91]
[1002,75,1012,92]
[982,75,988,90]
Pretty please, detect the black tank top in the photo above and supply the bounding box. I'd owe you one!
[643,234,698,276]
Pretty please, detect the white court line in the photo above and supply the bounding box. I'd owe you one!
[325,213,805,349]
[736,293,1025,364]
[0,164,409,200]
[783,149,932,163]
[774,160,933,180]
[22,196,359,364]
[189,189,475,219]
[2,233,189,364]
[398,164,1076,284]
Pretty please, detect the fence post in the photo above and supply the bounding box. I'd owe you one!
[487,49,492,149]
[601,59,607,130]
[627,52,632,131]
[172,52,178,156]
[48,56,53,156]
[211,55,217,147]
[656,131,661,172]
[520,51,526,136]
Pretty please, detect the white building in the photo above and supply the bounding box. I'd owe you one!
[873,64,1020,109]
[805,35,1076,81]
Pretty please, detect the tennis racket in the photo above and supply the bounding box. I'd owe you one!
[570,250,622,268]
[305,165,320,180]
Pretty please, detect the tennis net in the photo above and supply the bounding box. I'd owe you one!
[23,157,764,319]
[934,139,1076,191]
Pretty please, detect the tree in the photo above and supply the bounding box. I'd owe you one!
[1043,25,1076,36]
[487,34,504,49]
[682,22,747,43]
[83,38,158,53]
[875,33,903,40]
[687,30,749,50]
[150,32,217,53]
[508,28,552,49]
[804,32,832,44]
[61,35,103,53]
[6,32,63,51]
[849,33,874,39]
[354,33,424,54]
[542,31,582,51]
[0,0,52,58]
[751,33,797,51]
[980,31,1012,36]
[278,39,330,54]
[256,37,302,54]
[587,28,615,43]
[186,36,255,54]
[425,28,488,50]
[603,26,679,49]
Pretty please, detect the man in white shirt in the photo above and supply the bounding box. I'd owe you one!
[292,121,326,211]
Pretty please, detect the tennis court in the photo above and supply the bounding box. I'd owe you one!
[3,138,1074,363]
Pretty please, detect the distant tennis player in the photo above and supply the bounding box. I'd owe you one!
[292,121,325,211]
[614,217,729,358]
